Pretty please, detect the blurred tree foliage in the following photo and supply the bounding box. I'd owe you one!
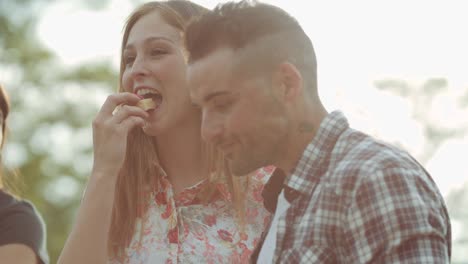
[374,78,468,163]
[1,0,118,262]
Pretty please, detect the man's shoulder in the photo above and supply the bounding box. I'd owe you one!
[330,128,423,182]
[338,128,414,162]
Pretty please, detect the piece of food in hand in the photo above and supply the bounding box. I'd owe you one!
[137,98,157,111]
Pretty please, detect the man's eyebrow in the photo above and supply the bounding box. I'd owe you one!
[202,91,231,103]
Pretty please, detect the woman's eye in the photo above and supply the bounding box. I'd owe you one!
[124,56,135,67]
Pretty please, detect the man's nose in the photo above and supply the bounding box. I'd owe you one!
[201,111,224,144]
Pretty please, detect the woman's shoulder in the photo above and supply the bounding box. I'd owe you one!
[0,189,49,263]
[244,166,275,203]
[0,189,44,225]
[250,166,275,185]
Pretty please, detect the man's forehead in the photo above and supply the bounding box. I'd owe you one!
[192,47,236,71]
[188,47,236,95]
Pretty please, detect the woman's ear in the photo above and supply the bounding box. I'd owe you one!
[273,61,303,102]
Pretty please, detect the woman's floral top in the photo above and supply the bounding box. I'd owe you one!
[110,167,273,264]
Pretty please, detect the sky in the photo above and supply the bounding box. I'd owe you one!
[36,0,468,197]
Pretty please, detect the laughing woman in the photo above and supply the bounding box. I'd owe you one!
[57,1,272,263]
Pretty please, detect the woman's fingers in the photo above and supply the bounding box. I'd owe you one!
[99,92,142,117]
[94,93,149,131]
[91,93,148,176]
[119,115,146,132]
[112,104,149,124]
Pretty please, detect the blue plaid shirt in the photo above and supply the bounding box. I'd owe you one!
[272,111,451,263]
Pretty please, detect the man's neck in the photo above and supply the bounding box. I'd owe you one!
[278,106,328,174]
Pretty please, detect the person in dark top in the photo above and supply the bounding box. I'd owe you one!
[0,83,49,264]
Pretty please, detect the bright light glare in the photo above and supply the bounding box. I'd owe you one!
[36,0,468,195]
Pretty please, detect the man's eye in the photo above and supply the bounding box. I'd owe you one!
[191,102,201,109]
[213,98,233,111]
[150,49,167,57]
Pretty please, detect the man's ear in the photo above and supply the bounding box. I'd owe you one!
[273,62,303,102]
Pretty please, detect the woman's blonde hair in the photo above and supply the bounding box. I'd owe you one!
[109,1,248,259]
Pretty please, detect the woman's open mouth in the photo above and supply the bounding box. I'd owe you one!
[136,88,163,110]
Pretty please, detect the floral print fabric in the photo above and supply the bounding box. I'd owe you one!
[110,167,273,264]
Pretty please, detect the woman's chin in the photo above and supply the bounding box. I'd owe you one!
[141,123,163,136]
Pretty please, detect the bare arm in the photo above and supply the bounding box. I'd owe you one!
[0,244,38,264]
[58,93,148,264]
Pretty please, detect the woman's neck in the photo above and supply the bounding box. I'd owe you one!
[155,118,207,194]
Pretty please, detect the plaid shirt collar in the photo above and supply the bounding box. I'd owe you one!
[286,110,349,195]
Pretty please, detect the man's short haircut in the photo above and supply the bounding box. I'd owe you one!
[185,0,318,93]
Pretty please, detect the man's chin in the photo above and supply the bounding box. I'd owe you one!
[228,159,262,176]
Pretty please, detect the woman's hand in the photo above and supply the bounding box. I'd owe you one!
[91,92,148,177]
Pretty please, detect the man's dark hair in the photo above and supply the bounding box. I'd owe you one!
[0,84,10,148]
[185,0,318,93]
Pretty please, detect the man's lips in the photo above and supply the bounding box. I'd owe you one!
[218,143,236,157]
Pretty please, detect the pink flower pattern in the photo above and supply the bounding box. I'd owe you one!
[109,167,273,264]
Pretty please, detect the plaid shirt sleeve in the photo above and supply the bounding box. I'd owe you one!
[344,165,451,263]
[270,112,450,264]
